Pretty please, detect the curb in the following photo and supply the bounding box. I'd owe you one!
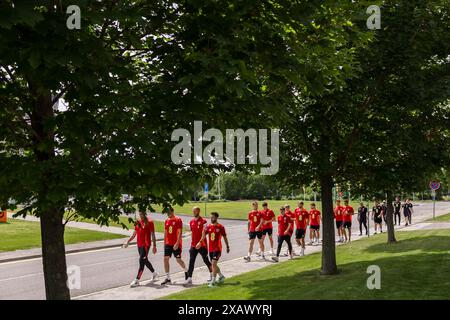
[0,232,191,265]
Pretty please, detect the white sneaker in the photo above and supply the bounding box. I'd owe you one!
[217,275,226,283]
[130,279,139,287]
[206,277,213,283]
[255,251,261,256]
[151,271,158,282]
[184,277,192,285]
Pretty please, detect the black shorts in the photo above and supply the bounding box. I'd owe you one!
[310,225,320,230]
[295,228,306,239]
[336,220,343,228]
[343,221,352,229]
[249,231,263,240]
[374,217,382,224]
[404,212,410,217]
[164,245,182,258]
[209,251,221,261]
[262,228,273,236]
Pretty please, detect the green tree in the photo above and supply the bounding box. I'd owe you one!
[279,0,450,277]
[0,0,371,299]
[343,0,450,243]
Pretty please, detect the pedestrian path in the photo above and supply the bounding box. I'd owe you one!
[8,213,134,236]
[0,238,132,264]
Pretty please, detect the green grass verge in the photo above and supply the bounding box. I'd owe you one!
[164,229,450,300]
[72,215,166,233]
[426,213,450,222]
[0,219,125,252]
[153,200,362,220]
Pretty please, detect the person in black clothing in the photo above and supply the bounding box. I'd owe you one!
[402,198,414,226]
[372,201,383,234]
[393,197,401,226]
[357,203,368,236]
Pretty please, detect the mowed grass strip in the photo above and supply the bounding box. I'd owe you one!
[153,200,362,220]
[164,229,450,300]
[0,219,126,252]
[426,212,450,222]
[72,215,167,233]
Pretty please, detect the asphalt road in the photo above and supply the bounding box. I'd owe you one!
[0,202,448,300]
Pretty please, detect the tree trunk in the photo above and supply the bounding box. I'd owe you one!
[40,208,70,300]
[320,174,338,275]
[30,83,70,300]
[385,192,397,243]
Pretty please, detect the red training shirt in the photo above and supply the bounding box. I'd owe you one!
[285,210,294,233]
[334,205,344,221]
[205,223,227,252]
[248,210,262,232]
[309,209,321,226]
[164,216,183,246]
[343,205,354,222]
[190,217,207,248]
[294,207,309,230]
[277,214,293,236]
[135,218,155,247]
[261,208,275,230]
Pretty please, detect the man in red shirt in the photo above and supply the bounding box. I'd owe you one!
[184,206,212,285]
[260,202,275,255]
[244,201,264,262]
[282,204,295,255]
[294,201,309,256]
[161,207,187,285]
[123,211,158,287]
[196,212,230,287]
[272,206,293,262]
[343,198,355,243]
[308,203,321,245]
[334,199,345,243]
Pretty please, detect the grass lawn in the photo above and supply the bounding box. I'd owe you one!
[72,215,166,233]
[0,219,125,252]
[165,229,450,300]
[153,200,362,220]
[426,213,450,222]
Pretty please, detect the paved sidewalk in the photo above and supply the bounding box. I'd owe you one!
[75,244,326,300]
[0,238,127,264]
[8,213,134,236]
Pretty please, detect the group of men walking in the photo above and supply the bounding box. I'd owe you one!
[357,197,415,236]
[123,206,230,288]
[122,197,415,288]
[243,201,322,263]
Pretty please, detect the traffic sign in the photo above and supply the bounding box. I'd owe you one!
[204,183,209,193]
[429,181,441,191]
[429,181,440,219]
